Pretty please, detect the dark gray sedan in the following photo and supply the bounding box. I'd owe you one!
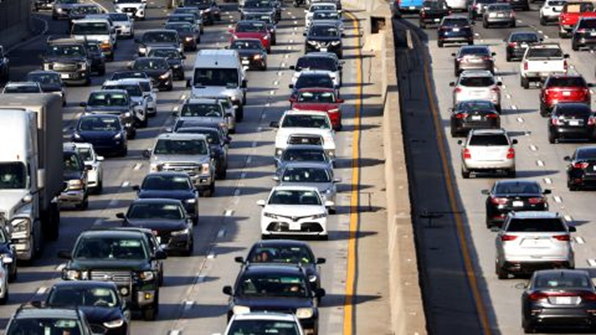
[453,45,495,76]
[483,3,516,28]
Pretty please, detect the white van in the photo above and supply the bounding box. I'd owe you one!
[188,49,247,121]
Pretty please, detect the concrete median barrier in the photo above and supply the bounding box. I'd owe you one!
[0,0,33,49]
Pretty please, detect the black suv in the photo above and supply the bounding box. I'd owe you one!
[134,172,200,221]
[572,17,596,51]
[437,16,474,48]
[304,22,343,58]
[5,305,95,335]
[482,180,550,228]
[223,264,325,335]
[565,146,596,190]
[43,38,91,86]
[548,103,595,143]
[58,229,167,321]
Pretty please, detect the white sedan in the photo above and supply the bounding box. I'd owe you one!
[257,186,333,240]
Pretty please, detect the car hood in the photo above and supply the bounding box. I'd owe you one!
[0,190,30,217]
[142,69,170,78]
[70,259,150,270]
[85,106,130,114]
[307,36,341,42]
[233,296,314,310]
[179,116,225,124]
[63,306,122,324]
[191,86,241,99]
[278,182,332,193]
[275,128,334,147]
[292,103,339,111]
[151,154,210,164]
[138,190,195,200]
[237,49,263,57]
[40,83,63,92]
[124,219,187,232]
[64,170,84,181]
[77,130,120,140]
[166,59,183,66]
[143,43,179,50]
[264,204,326,216]
[43,56,87,64]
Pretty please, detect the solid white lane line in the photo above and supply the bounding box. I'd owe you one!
[246,156,252,164]
[575,236,585,244]
[544,178,552,184]
[37,287,48,294]
[207,252,216,259]
[588,259,596,267]
[56,264,66,271]
[554,196,562,203]
[530,145,537,151]
[517,117,524,123]
[506,94,511,99]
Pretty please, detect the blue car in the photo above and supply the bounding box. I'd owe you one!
[72,114,128,157]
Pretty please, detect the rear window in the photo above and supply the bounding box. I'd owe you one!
[460,47,490,56]
[506,218,566,232]
[488,4,510,10]
[469,134,509,146]
[527,47,563,58]
[459,76,495,87]
[545,77,586,88]
[577,148,596,160]
[564,2,594,13]
[547,0,566,5]
[495,182,541,194]
[534,272,591,289]
[555,105,592,116]
[510,33,539,43]
[442,18,470,27]
[579,19,596,29]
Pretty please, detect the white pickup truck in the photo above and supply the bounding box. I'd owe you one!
[271,110,336,158]
[519,43,569,89]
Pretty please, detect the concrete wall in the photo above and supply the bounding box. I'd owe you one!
[0,0,32,49]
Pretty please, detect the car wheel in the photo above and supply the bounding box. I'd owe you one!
[485,215,493,229]
[521,77,529,89]
[522,318,535,333]
[79,196,89,211]
[454,66,460,77]
[182,238,194,257]
[482,20,488,28]
[548,132,557,144]
[420,21,426,29]
[143,297,158,321]
[120,146,128,157]
[236,106,244,122]
[507,169,516,178]
[141,116,148,128]
[572,39,579,51]
[95,179,103,194]
[468,40,474,45]
[496,262,508,279]
[218,168,227,180]
[0,284,8,305]
[450,127,458,138]
[461,167,470,179]
[540,16,547,26]
[438,40,444,48]
[8,264,17,282]
[568,179,580,191]
[510,21,516,28]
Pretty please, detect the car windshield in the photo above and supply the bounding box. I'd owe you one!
[579,19,596,28]
[281,149,327,162]
[0,162,27,189]
[495,182,541,194]
[88,92,129,106]
[115,0,144,2]
[127,202,185,220]
[488,4,510,10]
[85,43,100,53]
[309,25,339,37]
[311,4,335,11]
[104,84,142,97]
[244,0,274,8]
[134,58,169,70]
[547,0,566,5]
[168,15,195,24]
[282,167,331,183]
[238,273,309,298]
[142,31,178,43]
[47,44,86,57]
[546,77,586,87]
[296,57,337,71]
[72,22,108,35]
[48,286,118,308]
[244,14,273,23]
[506,218,567,232]
[4,85,39,94]
[565,2,594,13]
[296,75,334,88]
[142,175,191,190]
[458,101,495,111]
[250,245,315,264]
[148,49,181,59]
[58,0,79,3]
[297,91,336,103]
[63,152,83,172]
[227,320,300,335]
[556,105,592,116]
[193,68,239,87]
[468,134,509,146]
[460,47,490,56]
[79,117,121,132]
[74,236,148,259]
[181,103,223,117]
[71,5,100,15]
[281,114,330,129]
[459,76,495,87]
[510,33,539,42]
[165,24,194,33]
[176,128,219,143]
[313,11,340,20]
[231,40,263,49]
[6,319,83,335]
[235,22,266,33]
[154,139,208,155]
[138,81,151,92]
[269,189,322,205]
[109,13,129,21]
[534,272,592,289]
[577,148,596,160]
[76,147,94,162]
[111,71,147,80]
[442,18,469,27]
[527,47,563,58]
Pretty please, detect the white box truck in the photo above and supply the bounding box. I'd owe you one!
[0,94,63,261]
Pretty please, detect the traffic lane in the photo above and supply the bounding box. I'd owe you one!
[175,10,360,335]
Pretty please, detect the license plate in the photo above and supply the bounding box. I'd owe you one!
[570,120,580,126]
[562,91,571,96]
[453,28,460,32]
[289,222,301,231]
[60,74,70,79]
[513,201,524,207]
[521,43,528,47]
[409,6,416,9]
[555,296,573,305]
[497,13,505,17]
[241,60,249,65]
[320,48,328,52]
[471,115,482,120]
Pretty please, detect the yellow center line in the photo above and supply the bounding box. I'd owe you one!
[406,24,492,335]
[343,10,362,335]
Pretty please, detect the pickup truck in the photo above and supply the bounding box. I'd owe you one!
[419,1,451,29]
[520,43,569,89]
[558,1,596,37]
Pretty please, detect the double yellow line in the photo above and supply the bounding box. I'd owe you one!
[342,10,362,335]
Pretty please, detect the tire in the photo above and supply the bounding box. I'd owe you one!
[202,183,215,197]
[496,263,508,279]
[451,127,458,137]
[94,179,103,195]
[78,196,89,211]
[483,20,488,28]
[462,168,470,179]
[143,297,159,321]
[119,146,128,157]
[522,319,535,333]
[236,105,244,122]
[438,40,444,48]
[218,167,227,180]
[0,284,9,305]
[8,264,17,282]
[98,66,106,76]
[521,77,529,89]
[485,215,494,229]
[548,132,556,144]
[420,22,426,29]
[44,202,60,241]
[506,53,511,62]
[454,66,460,77]
[181,238,194,257]
[510,21,516,28]
[540,16,547,26]
[572,39,579,51]
[318,234,329,241]
[507,169,516,178]
[468,40,474,45]
[141,115,148,128]
[568,179,580,191]
[539,103,548,117]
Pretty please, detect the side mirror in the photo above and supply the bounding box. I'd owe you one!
[127,62,133,70]
[324,200,334,207]
[116,212,125,219]
[289,97,297,103]
[568,226,577,232]
[79,102,87,107]
[449,82,455,87]
[543,189,552,194]
[142,149,152,159]
[457,140,463,145]
[132,185,140,191]
[234,256,245,264]
[492,52,496,56]
[288,84,294,89]
[289,65,295,70]
[564,156,571,161]
[302,32,307,36]
[241,80,247,89]
[497,82,503,86]
[589,83,596,88]
[270,121,280,128]
[337,99,345,103]
[564,54,570,58]
[451,53,456,57]
[222,286,233,296]
[316,257,326,264]
[57,250,72,260]
[272,176,280,181]
[256,199,266,207]
[512,139,518,145]
[154,250,167,260]
[481,189,490,195]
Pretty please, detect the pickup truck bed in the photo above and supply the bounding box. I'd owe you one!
[558,2,596,37]
[520,44,568,89]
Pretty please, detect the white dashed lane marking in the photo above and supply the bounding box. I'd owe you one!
[133,163,142,171]
[536,160,545,167]
[121,181,130,188]
[553,196,562,203]
[588,259,596,267]
[544,178,552,184]
[575,236,585,244]
[529,145,537,151]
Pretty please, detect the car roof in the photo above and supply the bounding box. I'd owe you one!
[185,98,220,104]
[533,269,589,277]
[459,70,494,77]
[51,280,117,290]
[470,128,507,135]
[284,110,329,116]
[284,144,326,150]
[297,87,335,92]
[72,18,110,24]
[131,198,183,205]
[509,211,560,219]
[5,82,40,87]
[251,239,312,249]
[80,113,119,120]
[495,180,540,186]
[297,70,333,76]
[232,312,299,322]
[91,89,129,95]
[79,229,147,239]
[243,263,305,275]
[15,308,80,319]
[157,132,208,141]
[145,171,191,178]
[281,162,333,170]
[103,79,142,86]
[143,29,179,34]
[272,185,320,192]
[27,70,61,76]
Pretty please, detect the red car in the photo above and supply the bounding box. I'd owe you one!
[539,74,592,116]
[229,20,271,53]
[290,88,344,130]
[558,1,596,37]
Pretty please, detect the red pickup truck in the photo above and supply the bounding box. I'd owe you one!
[559,1,596,37]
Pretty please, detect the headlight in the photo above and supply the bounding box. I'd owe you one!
[275,148,283,156]
[171,228,190,236]
[44,63,53,71]
[233,305,251,315]
[308,275,318,282]
[331,40,341,46]
[114,133,122,140]
[307,40,317,45]
[79,62,87,70]
[327,150,336,158]
[150,163,160,172]
[201,163,210,174]
[173,64,181,68]
[230,96,239,101]
[124,112,132,118]
[67,179,84,190]
[185,36,194,41]
[73,133,82,140]
[296,307,314,319]
[11,218,30,233]
[312,213,327,219]
[159,72,171,79]
[264,212,278,219]
[103,319,124,329]
[56,7,63,12]
[254,54,262,60]
[65,270,81,280]
[139,271,154,281]
[185,198,196,204]
[139,47,147,54]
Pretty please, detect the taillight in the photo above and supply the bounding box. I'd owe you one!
[421,11,426,18]
[589,117,595,125]
[551,118,560,126]
[490,197,508,205]
[455,87,462,93]
[501,234,517,241]
[507,148,515,159]
[456,113,468,119]
[564,60,568,71]
[553,235,570,241]
[482,56,492,61]
[523,61,528,71]
[581,292,596,301]
[463,148,471,159]
[508,42,517,47]
[491,86,500,93]
[528,197,545,204]
[486,113,499,118]
[528,292,548,301]
[577,28,586,34]
[574,162,589,169]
